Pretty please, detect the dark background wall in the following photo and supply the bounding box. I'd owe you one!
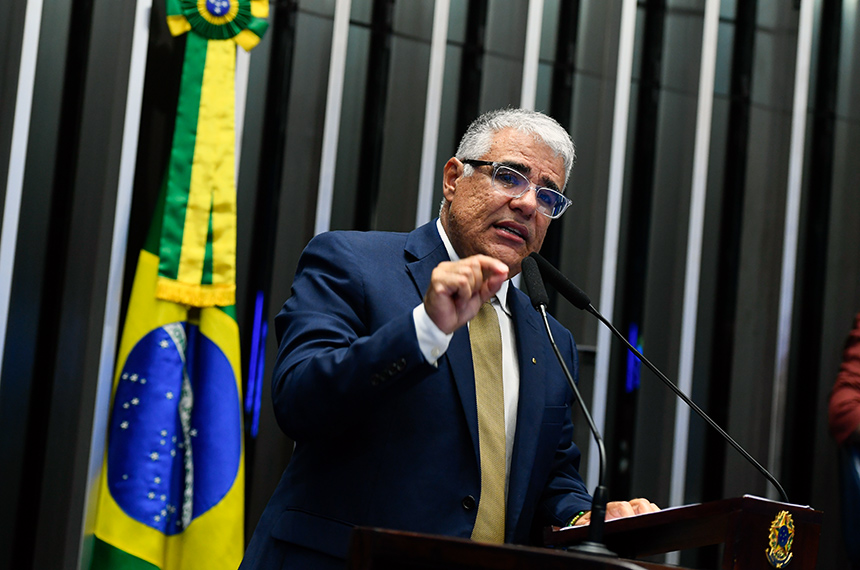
[1,1,857,568]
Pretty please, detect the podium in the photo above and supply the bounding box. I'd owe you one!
[545,495,822,569]
[349,526,652,569]
[349,496,821,569]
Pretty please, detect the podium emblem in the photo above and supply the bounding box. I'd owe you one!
[766,510,795,568]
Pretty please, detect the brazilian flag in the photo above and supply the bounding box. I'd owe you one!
[91,2,267,568]
[91,188,244,570]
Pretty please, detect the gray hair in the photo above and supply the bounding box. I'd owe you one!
[455,108,576,190]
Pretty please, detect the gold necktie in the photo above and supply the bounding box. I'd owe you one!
[469,301,506,543]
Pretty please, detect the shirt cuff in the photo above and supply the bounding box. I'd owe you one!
[413,304,453,365]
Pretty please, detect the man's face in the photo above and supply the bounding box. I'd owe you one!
[440,128,566,276]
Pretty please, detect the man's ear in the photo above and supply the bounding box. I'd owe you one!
[442,157,463,201]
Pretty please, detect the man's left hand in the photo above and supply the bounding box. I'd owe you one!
[572,499,660,526]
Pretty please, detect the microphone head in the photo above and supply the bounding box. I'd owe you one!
[528,252,592,310]
[521,256,549,310]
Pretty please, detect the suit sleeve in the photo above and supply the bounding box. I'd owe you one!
[533,324,593,530]
[271,232,437,442]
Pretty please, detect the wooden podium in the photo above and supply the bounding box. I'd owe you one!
[349,526,653,569]
[348,496,821,569]
[545,495,822,569]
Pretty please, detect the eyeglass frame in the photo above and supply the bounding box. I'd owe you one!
[460,159,572,219]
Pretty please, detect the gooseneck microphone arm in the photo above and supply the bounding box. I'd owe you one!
[520,256,614,556]
[528,252,790,505]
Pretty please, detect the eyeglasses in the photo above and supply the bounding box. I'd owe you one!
[462,159,571,219]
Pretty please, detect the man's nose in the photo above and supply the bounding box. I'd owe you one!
[508,186,539,215]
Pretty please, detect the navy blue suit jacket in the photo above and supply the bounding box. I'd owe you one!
[240,220,592,569]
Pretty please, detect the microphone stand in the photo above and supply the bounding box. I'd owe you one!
[523,256,615,555]
[528,251,789,504]
[536,304,615,556]
[583,303,790,504]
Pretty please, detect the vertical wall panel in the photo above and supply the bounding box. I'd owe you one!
[0,0,29,211]
[520,0,544,109]
[0,0,80,564]
[723,3,801,499]
[0,5,37,565]
[415,0,450,226]
[33,0,144,563]
[768,0,814,497]
[247,6,337,532]
[0,0,41,383]
[669,0,720,511]
[314,0,351,235]
[588,0,637,490]
[80,1,152,568]
[331,24,369,230]
[697,0,756,515]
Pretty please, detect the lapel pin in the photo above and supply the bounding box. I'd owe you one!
[532,357,537,364]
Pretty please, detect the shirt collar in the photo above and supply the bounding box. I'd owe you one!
[435,219,511,317]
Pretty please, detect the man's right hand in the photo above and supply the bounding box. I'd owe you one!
[423,255,509,335]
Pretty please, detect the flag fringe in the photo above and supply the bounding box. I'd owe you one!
[156,278,235,308]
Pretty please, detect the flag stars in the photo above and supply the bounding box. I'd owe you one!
[166,392,174,400]
[123,402,130,409]
[122,373,129,380]
[161,430,168,437]
[130,374,139,382]
[148,492,155,499]
[120,421,129,430]
[154,515,161,522]
[190,429,198,437]
[150,452,159,461]
[160,339,170,349]
[170,449,176,457]
[131,397,140,406]
[160,439,166,445]
[122,474,129,480]
[160,494,166,501]
[154,477,161,484]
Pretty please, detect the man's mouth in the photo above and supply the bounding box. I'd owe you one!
[494,222,528,241]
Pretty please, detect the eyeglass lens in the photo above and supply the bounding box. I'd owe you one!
[492,165,567,218]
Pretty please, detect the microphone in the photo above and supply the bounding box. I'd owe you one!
[521,256,550,308]
[521,257,614,556]
[529,252,592,311]
[527,252,790,504]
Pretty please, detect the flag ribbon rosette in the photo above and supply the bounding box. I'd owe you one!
[90,4,266,570]
[157,0,268,307]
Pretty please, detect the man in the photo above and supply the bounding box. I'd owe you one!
[828,312,860,568]
[240,109,656,569]
[830,312,860,446]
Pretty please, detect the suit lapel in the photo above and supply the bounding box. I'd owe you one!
[506,285,548,538]
[404,222,481,463]
[404,222,447,298]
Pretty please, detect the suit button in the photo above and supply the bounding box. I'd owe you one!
[462,495,476,511]
[396,357,406,371]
